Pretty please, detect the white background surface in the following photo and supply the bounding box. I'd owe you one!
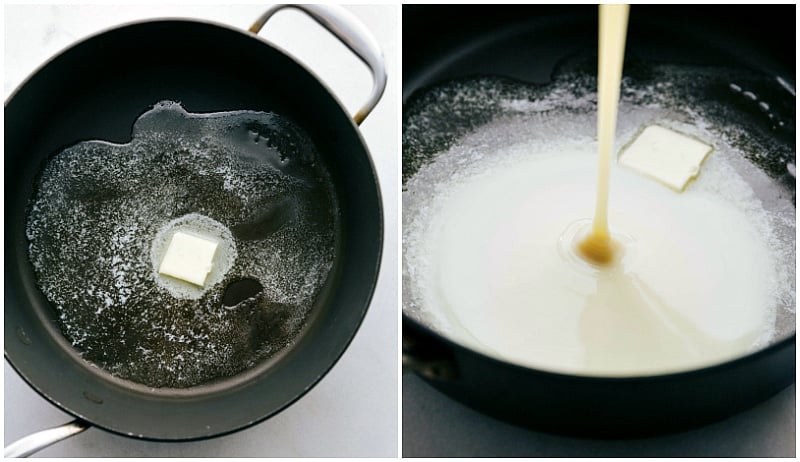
[4,4,398,457]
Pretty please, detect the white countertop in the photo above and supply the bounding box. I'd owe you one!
[4,4,398,457]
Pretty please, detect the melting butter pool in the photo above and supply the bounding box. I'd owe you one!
[26,102,340,388]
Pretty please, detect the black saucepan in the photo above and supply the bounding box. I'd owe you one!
[5,4,385,455]
[402,5,795,437]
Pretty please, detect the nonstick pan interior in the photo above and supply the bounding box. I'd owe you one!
[5,19,382,440]
[404,5,795,99]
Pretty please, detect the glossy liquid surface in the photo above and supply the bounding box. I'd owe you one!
[26,102,339,388]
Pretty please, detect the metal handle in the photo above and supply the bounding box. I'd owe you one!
[4,419,90,458]
[249,4,387,125]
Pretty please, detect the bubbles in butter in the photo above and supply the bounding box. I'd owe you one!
[26,101,339,388]
[402,63,795,376]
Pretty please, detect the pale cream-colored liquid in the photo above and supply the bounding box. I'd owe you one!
[423,150,773,376]
[576,4,628,265]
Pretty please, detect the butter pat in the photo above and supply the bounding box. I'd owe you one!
[619,125,713,192]
[158,231,218,286]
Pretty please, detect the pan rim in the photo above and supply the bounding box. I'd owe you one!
[403,314,796,383]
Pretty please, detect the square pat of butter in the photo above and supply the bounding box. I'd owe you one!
[619,125,713,192]
[158,231,218,287]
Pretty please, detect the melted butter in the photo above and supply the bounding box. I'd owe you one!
[576,4,629,265]
[25,101,339,388]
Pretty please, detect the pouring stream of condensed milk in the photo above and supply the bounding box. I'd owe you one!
[576,4,629,265]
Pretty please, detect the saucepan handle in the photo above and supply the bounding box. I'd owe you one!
[402,317,459,381]
[4,419,90,458]
[249,4,387,125]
